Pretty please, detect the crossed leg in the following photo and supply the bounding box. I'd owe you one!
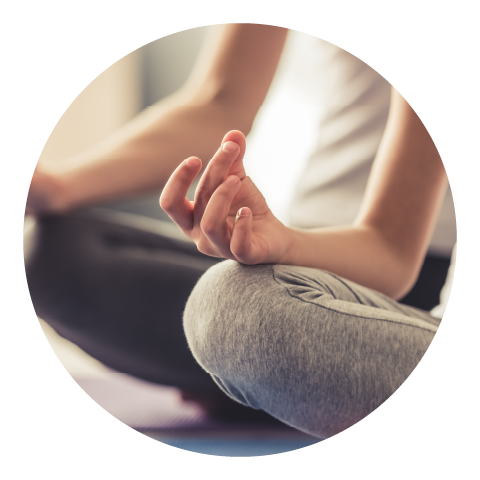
[183,260,440,438]
[25,208,222,392]
[24,208,441,433]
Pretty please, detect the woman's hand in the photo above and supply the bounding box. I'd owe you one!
[26,168,68,215]
[160,130,292,264]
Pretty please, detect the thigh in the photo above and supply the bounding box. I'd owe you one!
[184,261,440,437]
[25,208,222,392]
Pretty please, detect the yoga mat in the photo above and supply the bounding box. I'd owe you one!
[75,373,321,456]
[75,374,207,431]
[147,437,320,457]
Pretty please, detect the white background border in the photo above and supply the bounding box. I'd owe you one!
[1,0,479,478]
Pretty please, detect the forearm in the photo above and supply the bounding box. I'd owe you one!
[32,24,288,212]
[280,89,447,300]
[46,94,253,209]
[282,224,416,299]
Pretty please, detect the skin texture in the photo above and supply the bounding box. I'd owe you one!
[26,24,447,299]
[160,130,290,265]
[161,90,447,299]
[26,24,288,213]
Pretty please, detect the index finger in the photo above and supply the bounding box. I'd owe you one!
[194,131,246,222]
[160,157,202,233]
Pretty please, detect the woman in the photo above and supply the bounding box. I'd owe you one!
[25,24,451,438]
[163,92,446,437]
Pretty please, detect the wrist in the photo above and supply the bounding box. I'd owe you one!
[276,224,302,265]
[26,168,71,214]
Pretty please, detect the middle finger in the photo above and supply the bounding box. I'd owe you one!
[193,141,240,222]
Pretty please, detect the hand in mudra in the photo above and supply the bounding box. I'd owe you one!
[160,130,291,264]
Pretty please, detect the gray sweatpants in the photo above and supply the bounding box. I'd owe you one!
[184,260,441,438]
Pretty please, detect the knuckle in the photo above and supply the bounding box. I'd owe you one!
[217,184,231,197]
[194,185,210,203]
[159,196,173,212]
[232,244,247,259]
[196,244,207,255]
[200,218,216,237]
[234,252,255,265]
[197,238,212,256]
[231,243,256,265]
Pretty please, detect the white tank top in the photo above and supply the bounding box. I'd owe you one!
[249,30,456,257]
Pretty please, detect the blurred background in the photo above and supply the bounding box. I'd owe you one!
[40,27,209,163]
[37,25,320,224]
[37,26,214,377]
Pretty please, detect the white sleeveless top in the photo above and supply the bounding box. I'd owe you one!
[247,30,456,257]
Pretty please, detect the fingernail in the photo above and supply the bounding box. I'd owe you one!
[222,141,239,153]
[186,157,200,167]
[235,207,250,222]
[225,175,239,185]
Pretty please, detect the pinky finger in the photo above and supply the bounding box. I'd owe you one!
[231,207,259,264]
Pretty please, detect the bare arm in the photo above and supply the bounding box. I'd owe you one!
[284,88,447,298]
[161,89,447,299]
[27,24,288,213]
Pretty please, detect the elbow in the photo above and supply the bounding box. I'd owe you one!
[356,223,426,301]
[385,254,423,301]
[389,276,417,302]
[182,79,259,135]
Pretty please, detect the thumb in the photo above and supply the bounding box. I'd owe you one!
[231,207,259,264]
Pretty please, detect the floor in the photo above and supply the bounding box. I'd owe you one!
[40,319,321,457]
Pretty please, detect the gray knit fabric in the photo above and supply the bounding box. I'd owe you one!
[184,261,440,439]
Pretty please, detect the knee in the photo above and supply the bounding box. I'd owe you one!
[184,261,244,372]
[182,261,335,377]
[183,260,272,379]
